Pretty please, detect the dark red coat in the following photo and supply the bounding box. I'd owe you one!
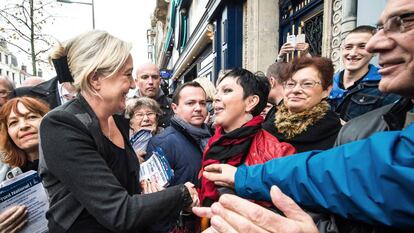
[199,116,296,205]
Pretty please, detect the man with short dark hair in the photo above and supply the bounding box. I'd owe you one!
[146,81,211,232]
[262,62,291,129]
[328,25,400,122]
[134,62,173,128]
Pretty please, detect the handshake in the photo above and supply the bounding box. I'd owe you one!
[140,180,200,209]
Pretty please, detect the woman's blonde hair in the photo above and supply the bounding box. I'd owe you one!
[49,30,132,96]
[193,76,216,101]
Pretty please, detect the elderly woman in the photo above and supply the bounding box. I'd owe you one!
[265,57,342,152]
[126,96,163,135]
[38,31,198,233]
[125,97,163,163]
[0,97,50,233]
[200,68,295,207]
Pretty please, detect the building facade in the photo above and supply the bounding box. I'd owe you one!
[148,0,386,91]
[0,36,31,86]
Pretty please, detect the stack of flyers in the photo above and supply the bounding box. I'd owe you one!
[0,171,48,233]
[130,129,152,152]
[139,147,174,187]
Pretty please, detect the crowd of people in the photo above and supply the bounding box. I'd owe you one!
[0,0,413,232]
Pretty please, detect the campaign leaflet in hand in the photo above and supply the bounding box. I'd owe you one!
[139,148,174,187]
[130,129,153,152]
[0,171,48,233]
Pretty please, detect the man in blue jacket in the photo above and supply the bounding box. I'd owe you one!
[328,25,400,122]
[193,0,414,231]
[146,81,211,232]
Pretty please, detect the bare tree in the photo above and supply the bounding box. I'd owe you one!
[0,0,57,76]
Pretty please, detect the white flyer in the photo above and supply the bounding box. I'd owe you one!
[139,149,174,187]
[0,171,48,233]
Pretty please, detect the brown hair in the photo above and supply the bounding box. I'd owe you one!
[289,57,334,90]
[0,97,50,167]
[266,62,292,84]
[348,25,376,36]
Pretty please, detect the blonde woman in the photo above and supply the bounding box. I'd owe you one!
[38,31,198,233]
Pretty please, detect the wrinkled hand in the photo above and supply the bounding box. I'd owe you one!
[193,186,318,233]
[184,182,200,210]
[0,206,28,233]
[140,180,165,194]
[203,164,237,188]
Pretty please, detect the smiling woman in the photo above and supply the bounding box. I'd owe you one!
[0,97,50,171]
[38,30,198,233]
[0,96,50,233]
[266,57,342,153]
[200,68,296,211]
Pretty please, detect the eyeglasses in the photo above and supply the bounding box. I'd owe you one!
[0,90,11,98]
[374,12,414,34]
[283,80,321,90]
[133,111,157,120]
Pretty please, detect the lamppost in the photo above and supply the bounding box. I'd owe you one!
[57,0,95,29]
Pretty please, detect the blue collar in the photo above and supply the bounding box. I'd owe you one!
[329,64,380,99]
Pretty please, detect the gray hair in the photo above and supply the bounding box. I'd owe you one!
[125,97,163,119]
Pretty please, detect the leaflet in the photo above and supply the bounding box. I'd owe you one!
[139,148,174,187]
[130,129,153,152]
[0,171,48,233]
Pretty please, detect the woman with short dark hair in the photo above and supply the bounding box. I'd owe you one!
[200,68,296,209]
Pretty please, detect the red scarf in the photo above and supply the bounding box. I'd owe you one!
[199,116,263,206]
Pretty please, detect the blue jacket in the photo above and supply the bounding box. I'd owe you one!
[328,65,400,121]
[146,123,203,187]
[146,121,206,232]
[235,122,414,229]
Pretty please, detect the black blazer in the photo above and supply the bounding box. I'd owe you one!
[38,95,191,232]
[12,77,61,108]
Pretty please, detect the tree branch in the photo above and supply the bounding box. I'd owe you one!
[0,7,31,32]
[6,41,31,56]
[33,1,55,12]
[34,15,53,25]
[35,47,51,56]
[0,13,31,41]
